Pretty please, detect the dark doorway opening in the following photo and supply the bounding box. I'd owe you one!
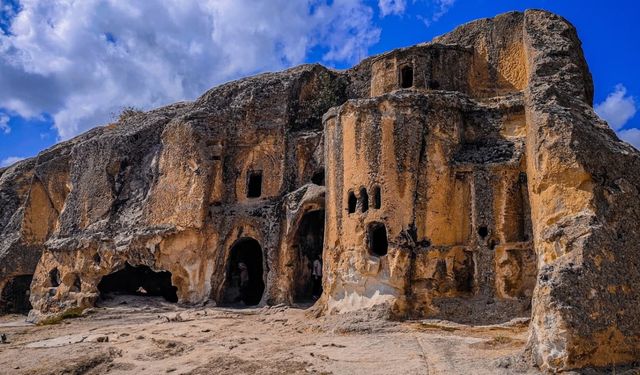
[49,268,61,287]
[223,238,265,306]
[293,210,325,302]
[368,222,389,256]
[455,253,475,293]
[311,170,325,186]
[401,66,414,88]
[347,191,357,214]
[97,263,178,302]
[373,185,382,209]
[247,170,263,198]
[359,187,369,213]
[0,275,33,314]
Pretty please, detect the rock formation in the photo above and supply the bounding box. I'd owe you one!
[0,9,638,372]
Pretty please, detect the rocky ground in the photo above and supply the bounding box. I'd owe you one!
[0,297,631,375]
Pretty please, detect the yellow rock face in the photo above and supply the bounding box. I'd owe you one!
[0,10,638,373]
[322,92,535,321]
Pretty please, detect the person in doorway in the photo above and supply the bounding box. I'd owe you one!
[238,262,249,304]
[312,256,322,299]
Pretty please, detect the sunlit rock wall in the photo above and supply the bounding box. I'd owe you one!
[20,65,348,321]
[0,9,638,373]
[321,92,535,322]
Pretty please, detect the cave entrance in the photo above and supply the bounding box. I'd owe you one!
[97,263,178,303]
[293,210,325,302]
[0,275,33,314]
[223,238,265,306]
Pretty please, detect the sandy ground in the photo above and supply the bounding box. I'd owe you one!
[0,296,541,374]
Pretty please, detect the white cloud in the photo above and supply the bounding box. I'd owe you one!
[618,128,640,150]
[0,0,381,140]
[416,0,455,26]
[595,85,640,150]
[595,84,637,130]
[378,0,455,21]
[0,113,9,134]
[1,156,25,167]
[378,0,406,16]
[433,0,455,21]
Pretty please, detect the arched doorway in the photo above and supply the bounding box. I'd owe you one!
[0,275,33,314]
[223,238,265,306]
[293,210,325,302]
[97,263,178,303]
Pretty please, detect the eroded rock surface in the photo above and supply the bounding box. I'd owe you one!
[0,9,638,372]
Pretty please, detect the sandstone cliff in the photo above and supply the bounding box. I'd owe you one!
[0,10,638,372]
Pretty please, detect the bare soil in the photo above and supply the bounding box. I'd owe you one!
[0,296,539,374]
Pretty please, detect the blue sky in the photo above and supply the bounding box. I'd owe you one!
[0,0,638,167]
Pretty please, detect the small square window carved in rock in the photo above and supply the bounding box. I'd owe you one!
[478,226,489,238]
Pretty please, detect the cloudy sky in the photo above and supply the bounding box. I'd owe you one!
[0,0,638,167]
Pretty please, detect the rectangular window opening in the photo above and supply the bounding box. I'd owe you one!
[247,170,263,198]
[400,66,414,88]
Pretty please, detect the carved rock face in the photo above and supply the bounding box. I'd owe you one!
[0,10,638,373]
[323,92,534,321]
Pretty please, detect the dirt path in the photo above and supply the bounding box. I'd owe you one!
[0,297,538,374]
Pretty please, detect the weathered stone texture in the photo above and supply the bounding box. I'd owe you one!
[521,11,640,370]
[15,65,348,319]
[0,9,638,373]
[322,92,533,322]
